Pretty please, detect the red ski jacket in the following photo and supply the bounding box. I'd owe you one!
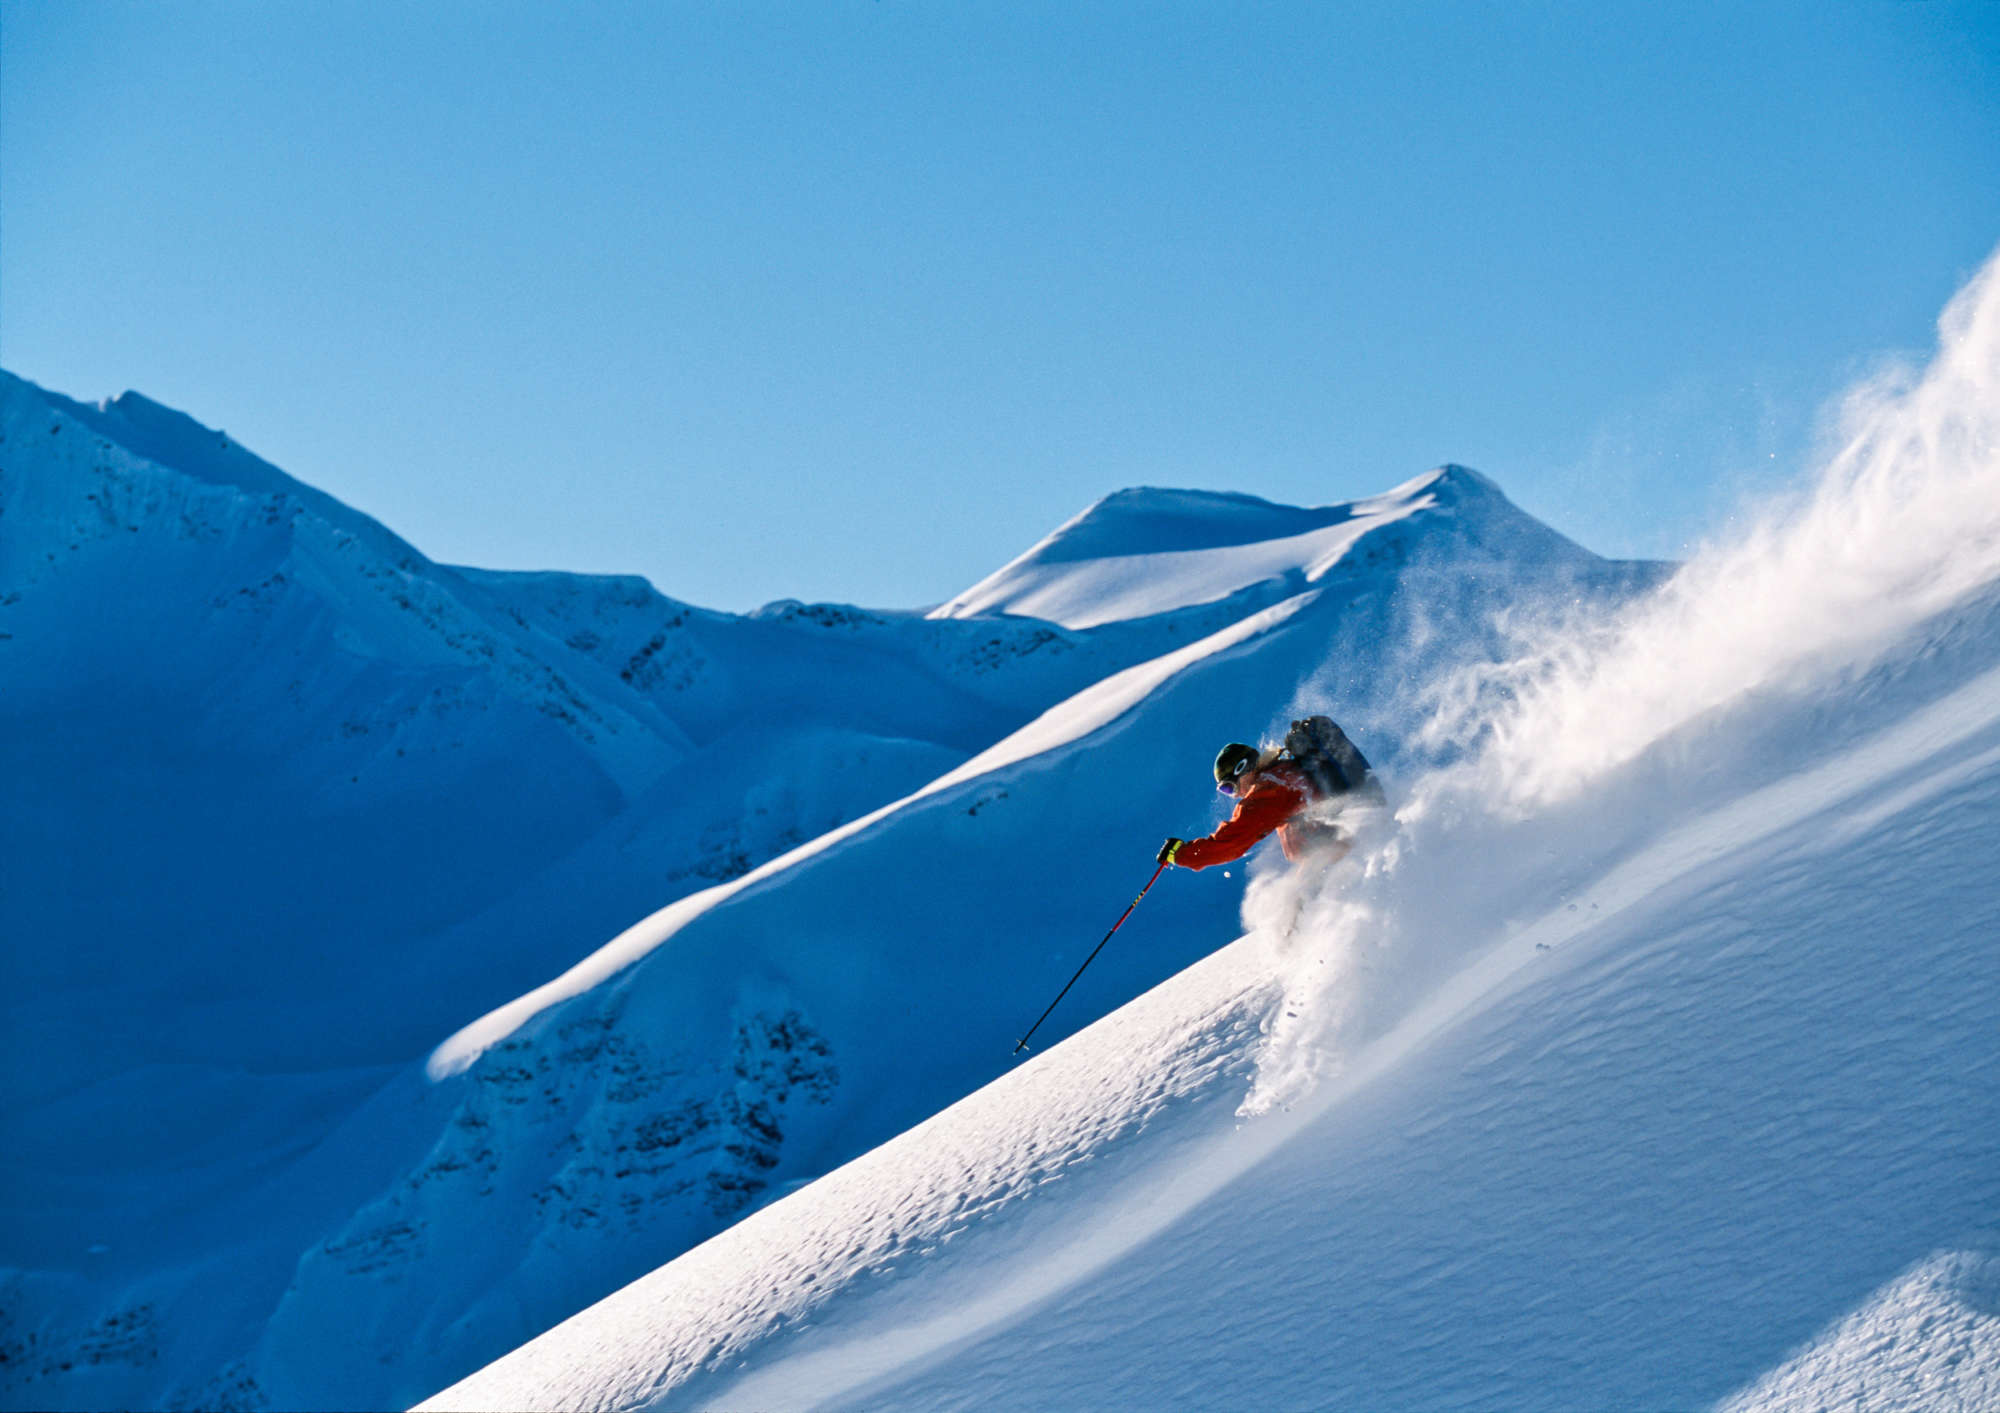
[1174,759,1332,870]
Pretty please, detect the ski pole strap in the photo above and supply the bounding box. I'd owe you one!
[1013,860,1168,1055]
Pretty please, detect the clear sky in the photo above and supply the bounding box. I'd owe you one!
[5,2,1997,611]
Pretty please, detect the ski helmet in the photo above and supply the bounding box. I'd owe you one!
[1214,742,1260,785]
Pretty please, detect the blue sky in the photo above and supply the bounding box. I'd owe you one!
[5,1,1997,611]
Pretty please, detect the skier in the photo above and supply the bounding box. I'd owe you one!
[1157,716,1382,872]
[1016,718,1380,1052]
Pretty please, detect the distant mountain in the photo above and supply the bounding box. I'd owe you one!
[928,467,1591,628]
[0,369,1665,1411]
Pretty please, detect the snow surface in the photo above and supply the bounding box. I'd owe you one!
[0,367,1659,1410]
[424,250,2000,1411]
[1717,1250,2000,1413]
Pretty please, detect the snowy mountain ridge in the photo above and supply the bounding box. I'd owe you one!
[425,590,1322,1083]
[0,363,1673,1412]
[17,233,1997,1411]
[927,464,1565,629]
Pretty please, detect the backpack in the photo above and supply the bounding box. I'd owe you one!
[1283,715,1385,806]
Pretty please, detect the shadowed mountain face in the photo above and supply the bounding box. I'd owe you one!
[0,369,1665,1411]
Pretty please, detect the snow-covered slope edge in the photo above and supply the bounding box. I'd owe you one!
[241,591,1333,1409]
[418,927,1286,1413]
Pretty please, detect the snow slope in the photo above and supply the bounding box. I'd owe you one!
[244,483,1647,1412]
[427,592,2000,1409]
[0,370,1662,1411]
[426,251,2000,1410]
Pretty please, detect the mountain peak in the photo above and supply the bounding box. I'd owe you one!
[1370,463,1509,508]
[1033,486,1356,566]
[930,464,1582,629]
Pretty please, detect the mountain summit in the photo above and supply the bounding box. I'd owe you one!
[929,465,1589,628]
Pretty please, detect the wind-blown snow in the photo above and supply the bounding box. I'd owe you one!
[1414,250,2000,816]
[1243,239,2000,1115]
[423,246,2000,1413]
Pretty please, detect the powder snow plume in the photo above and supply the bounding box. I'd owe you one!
[1242,243,2000,1113]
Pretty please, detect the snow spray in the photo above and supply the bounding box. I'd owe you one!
[1420,244,2000,818]
[1241,242,2000,1115]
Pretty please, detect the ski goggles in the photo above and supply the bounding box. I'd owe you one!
[1217,759,1255,795]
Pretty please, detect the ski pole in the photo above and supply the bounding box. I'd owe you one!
[1013,861,1169,1055]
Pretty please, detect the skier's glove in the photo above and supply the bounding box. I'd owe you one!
[1157,837,1185,866]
